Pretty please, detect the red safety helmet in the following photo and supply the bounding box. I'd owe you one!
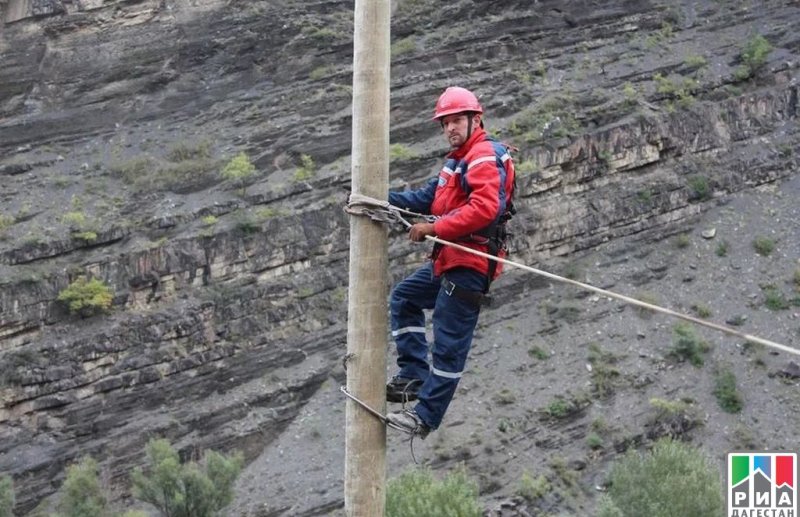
[432,86,483,120]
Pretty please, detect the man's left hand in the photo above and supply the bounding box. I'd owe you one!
[409,223,436,242]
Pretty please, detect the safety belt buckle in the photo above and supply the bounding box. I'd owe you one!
[442,278,456,296]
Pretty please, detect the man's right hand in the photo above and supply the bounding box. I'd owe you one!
[409,223,436,242]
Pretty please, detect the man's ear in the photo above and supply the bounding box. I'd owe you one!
[473,113,482,127]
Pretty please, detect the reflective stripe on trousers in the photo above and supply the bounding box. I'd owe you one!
[389,262,486,429]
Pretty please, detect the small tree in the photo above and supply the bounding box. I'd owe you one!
[221,152,256,196]
[735,34,772,80]
[386,467,481,517]
[57,277,114,316]
[293,154,315,182]
[58,457,108,517]
[605,439,723,517]
[132,439,243,517]
[0,475,14,517]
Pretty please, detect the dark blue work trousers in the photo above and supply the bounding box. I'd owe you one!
[390,262,486,429]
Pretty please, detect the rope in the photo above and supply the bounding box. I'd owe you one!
[346,194,799,357]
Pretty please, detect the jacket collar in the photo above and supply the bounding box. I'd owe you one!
[447,126,486,160]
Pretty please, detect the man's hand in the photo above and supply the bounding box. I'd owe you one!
[409,223,436,242]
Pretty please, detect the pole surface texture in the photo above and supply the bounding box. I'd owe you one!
[345,0,390,515]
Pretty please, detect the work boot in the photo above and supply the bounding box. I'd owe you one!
[386,408,431,439]
[386,376,422,403]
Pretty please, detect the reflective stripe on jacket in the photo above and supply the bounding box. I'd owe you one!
[389,127,515,278]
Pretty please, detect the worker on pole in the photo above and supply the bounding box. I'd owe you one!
[385,86,517,438]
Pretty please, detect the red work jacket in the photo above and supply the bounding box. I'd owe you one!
[389,127,515,278]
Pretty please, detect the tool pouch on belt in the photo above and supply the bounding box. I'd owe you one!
[441,276,491,309]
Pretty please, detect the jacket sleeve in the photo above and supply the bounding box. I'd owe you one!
[388,177,438,214]
[432,155,501,239]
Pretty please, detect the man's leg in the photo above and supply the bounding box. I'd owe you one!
[414,267,486,430]
[389,263,440,382]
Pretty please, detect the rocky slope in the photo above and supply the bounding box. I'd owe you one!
[0,0,798,515]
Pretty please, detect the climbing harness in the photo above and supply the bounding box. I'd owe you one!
[345,193,799,357]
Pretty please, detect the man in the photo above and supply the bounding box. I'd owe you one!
[385,86,516,438]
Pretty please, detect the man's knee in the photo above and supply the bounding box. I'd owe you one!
[432,342,469,369]
[390,287,408,313]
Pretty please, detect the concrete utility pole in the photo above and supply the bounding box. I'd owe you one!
[345,0,390,515]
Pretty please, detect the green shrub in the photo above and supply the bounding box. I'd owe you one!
[0,475,13,517]
[58,277,114,316]
[0,214,15,234]
[713,368,743,413]
[508,95,579,143]
[622,82,638,103]
[715,240,729,257]
[543,394,589,419]
[605,439,723,517]
[515,159,539,176]
[690,303,712,319]
[386,467,481,517]
[668,323,710,366]
[549,456,579,488]
[654,74,697,109]
[304,27,339,44]
[635,291,659,319]
[309,65,335,81]
[687,174,710,200]
[294,154,316,181]
[391,36,416,57]
[492,389,516,405]
[389,143,417,162]
[167,141,211,162]
[58,457,107,517]
[647,397,700,435]
[132,439,243,517]
[735,34,772,80]
[255,207,283,220]
[517,472,550,502]
[674,233,691,249]
[528,345,549,360]
[111,153,219,193]
[644,22,673,48]
[201,215,218,226]
[586,433,604,450]
[72,231,98,244]
[636,189,652,203]
[222,152,256,194]
[110,157,154,184]
[752,236,775,256]
[62,211,87,228]
[684,54,707,70]
[164,159,222,192]
[497,418,510,433]
[763,286,789,311]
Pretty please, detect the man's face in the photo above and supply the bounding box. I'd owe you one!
[441,113,479,149]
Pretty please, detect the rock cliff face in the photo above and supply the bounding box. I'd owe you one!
[1,0,799,514]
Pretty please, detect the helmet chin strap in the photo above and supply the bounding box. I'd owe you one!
[466,113,474,141]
